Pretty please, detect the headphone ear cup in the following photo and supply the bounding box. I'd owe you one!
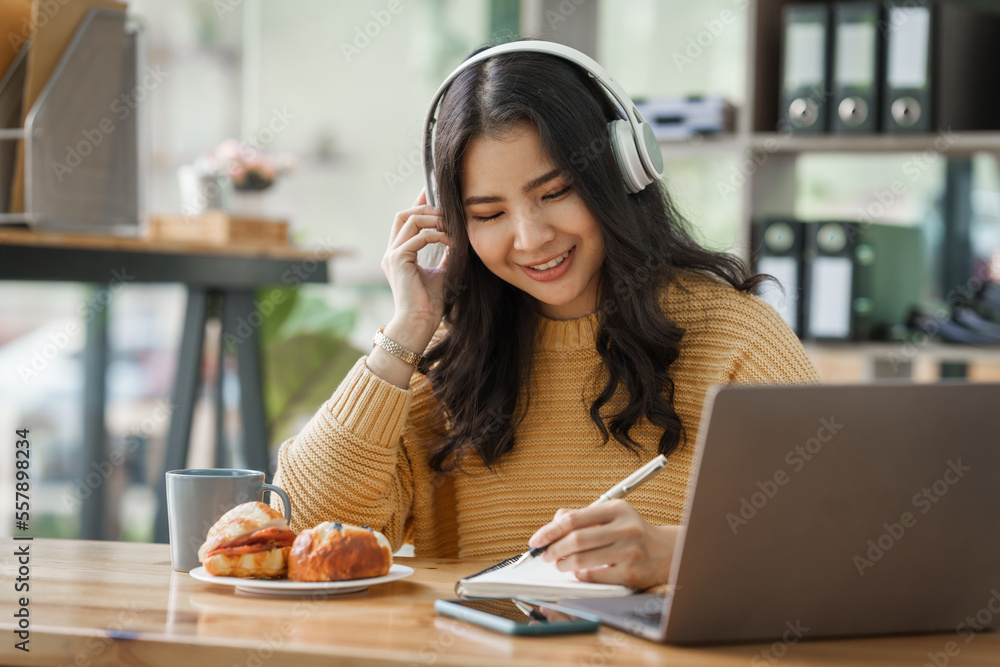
[607,119,652,193]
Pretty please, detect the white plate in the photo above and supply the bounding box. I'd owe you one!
[189,564,415,598]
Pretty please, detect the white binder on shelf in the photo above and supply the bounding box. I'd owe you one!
[753,219,805,336]
[803,221,855,341]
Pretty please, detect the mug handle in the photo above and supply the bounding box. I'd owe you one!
[263,483,292,524]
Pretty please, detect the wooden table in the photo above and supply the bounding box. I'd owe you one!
[0,229,350,541]
[2,539,1000,666]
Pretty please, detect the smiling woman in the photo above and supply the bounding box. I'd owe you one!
[270,40,819,591]
[462,123,605,320]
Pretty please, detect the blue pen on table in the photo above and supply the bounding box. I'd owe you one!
[511,454,669,570]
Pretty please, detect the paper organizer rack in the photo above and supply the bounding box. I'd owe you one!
[0,7,139,231]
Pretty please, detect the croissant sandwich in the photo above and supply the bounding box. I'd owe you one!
[197,501,296,578]
[288,521,393,582]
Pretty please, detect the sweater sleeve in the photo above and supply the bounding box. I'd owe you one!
[726,294,821,385]
[269,356,417,551]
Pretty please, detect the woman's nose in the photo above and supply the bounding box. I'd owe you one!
[511,210,556,251]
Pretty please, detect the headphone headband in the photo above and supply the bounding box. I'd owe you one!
[421,40,663,206]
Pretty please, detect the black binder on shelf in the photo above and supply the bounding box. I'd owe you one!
[851,223,924,340]
[882,1,932,132]
[756,220,927,342]
[780,4,832,133]
[831,2,883,133]
[802,221,856,341]
[883,0,1000,133]
[753,219,805,336]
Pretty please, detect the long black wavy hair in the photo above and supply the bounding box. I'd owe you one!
[422,43,766,473]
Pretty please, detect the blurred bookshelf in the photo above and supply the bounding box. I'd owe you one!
[597,0,1000,383]
[739,0,1000,382]
[746,132,1000,155]
[804,342,1000,383]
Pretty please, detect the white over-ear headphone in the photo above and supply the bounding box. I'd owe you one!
[421,40,664,207]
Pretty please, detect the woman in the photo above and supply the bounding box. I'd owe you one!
[271,42,818,590]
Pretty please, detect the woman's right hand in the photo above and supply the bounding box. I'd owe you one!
[371,190,452,387]
[382,188,452,338]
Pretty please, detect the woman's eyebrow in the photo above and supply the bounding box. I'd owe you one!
[522,168,562,193]
[463,168,563,207]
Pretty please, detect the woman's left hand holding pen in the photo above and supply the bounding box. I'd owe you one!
[527,499,679,590]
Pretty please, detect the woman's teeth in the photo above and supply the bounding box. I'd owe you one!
[529,250,570,271]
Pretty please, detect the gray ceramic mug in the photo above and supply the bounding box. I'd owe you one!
[166,468,292,572]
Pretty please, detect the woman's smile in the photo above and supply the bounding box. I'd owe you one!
[520,246,575,281]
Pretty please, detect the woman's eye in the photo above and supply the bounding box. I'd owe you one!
[543,185,571,200]
[470,187,568,221]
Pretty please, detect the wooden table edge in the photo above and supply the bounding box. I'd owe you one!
[0,227,355,262]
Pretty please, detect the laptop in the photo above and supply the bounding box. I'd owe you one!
[556,381,1000,644]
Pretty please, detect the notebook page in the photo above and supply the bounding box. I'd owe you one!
[470,554,631,594]
[472,554,582,584]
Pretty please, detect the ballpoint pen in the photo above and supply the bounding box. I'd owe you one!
[512,599,547,622]
[510,454,669,570]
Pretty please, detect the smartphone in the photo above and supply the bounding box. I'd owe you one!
[434,598,600,636]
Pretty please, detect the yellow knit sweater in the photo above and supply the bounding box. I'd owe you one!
[271,272,819,560]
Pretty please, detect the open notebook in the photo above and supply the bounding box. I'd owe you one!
[455,553,634,602]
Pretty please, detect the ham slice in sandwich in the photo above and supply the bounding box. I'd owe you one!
[197,501,296,578]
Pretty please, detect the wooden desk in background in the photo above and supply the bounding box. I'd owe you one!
[0,229,350,542]
[1,539,999,666]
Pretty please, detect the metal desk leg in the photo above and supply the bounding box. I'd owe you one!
[153,287,208,543]
[214,311,229,469]
[211,291,229,469]
[222,289,269,477]
[81,292,108,540]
